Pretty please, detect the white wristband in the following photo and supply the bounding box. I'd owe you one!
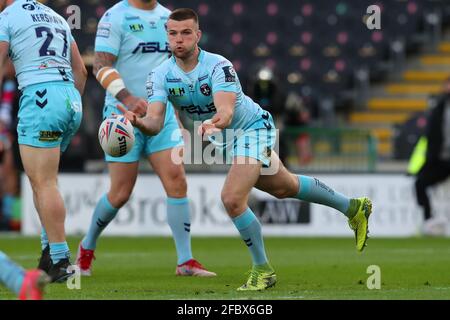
[106,78,126,97]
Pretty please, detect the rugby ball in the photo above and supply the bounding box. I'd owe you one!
[98,115,135,157]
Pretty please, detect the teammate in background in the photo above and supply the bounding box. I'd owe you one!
[413,78,450,235]
[0,251,49,300]
[76,0,215,277]
[120,8,373,291]
[0,0,87,282]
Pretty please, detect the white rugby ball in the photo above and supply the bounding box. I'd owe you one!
[98,115,135,157]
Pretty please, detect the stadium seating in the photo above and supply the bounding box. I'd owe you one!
[41,0,450,163]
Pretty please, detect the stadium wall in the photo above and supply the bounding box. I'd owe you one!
[21,174,450,237]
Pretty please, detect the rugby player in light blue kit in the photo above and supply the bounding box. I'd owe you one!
[0,0,87,283]
[76,0,215,277]
[0,250,49,299]
[120,8,373,291]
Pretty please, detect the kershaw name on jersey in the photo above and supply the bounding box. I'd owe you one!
[0,0,75,89]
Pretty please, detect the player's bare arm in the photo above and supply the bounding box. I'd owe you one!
[118,101,166,136]
[198,91,236,136]
[0,41,9,89]
[211,91,236,129]
[94,51,147,116]
[70,41,88,95]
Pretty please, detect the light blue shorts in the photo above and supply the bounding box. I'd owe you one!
[103,103,184,162]
[210,111,276,167]
[17,81,82,152]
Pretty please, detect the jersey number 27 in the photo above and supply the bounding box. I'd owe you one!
[35,26,68,58]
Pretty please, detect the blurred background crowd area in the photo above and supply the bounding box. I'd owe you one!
[2,0,450,230]
[2,0,450,171]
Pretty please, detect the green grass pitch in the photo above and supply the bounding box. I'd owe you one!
[1,235,450,299]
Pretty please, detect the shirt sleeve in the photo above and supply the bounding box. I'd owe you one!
[0,13,10,43]
[211,60,238,94]
[94,11,121,56]
[146,70,168,104]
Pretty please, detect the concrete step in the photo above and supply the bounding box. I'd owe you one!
[438,42,450,54]
[420,55,450,66]
[403,70,450,82]
[349,112,411,125]
[384,83,442,95]
[367,98,427,111]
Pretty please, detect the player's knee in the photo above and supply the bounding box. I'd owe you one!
[163,169,187,197]
[28,175,56,193]
[271,188,292,199]
[108,189,132,208]
[221,191,245,215]
[271,176,298,199]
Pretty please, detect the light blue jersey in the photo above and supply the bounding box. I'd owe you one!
[95,0,171,107]
[148,49,276,166]
[0,0,75,90]
[147,49,267,131]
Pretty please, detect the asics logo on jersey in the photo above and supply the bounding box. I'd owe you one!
[132,42,169,54]
[180,103,216,115]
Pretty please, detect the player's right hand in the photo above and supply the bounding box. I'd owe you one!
[197,119,222,137]
[121,95,148,118]
[117,104,143,129]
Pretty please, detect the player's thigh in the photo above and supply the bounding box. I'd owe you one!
[255,151,298,198]
[223,158,262,202]
[145,110,185,194]
[147,147,187,196]
[19,145,60,185]
[107,161,139,195]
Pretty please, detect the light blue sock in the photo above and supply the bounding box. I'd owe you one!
[49,242,70,264]
[0,251,25,295]
[232,208,268,266]
[40,228,49,251]
[167,197,193,265]
[295,175,351,216]
[2,194,13,221]
[82,194,119,250]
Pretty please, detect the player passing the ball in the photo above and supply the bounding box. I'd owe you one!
[119,8,373,291]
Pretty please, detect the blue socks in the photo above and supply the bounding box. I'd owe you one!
[295,175,352,216]
[0,251,25,295]
[49,242,70,264]
[232,208,268,266]
[82,194,119,250]
[41,228,70,264]
[40,228,49,251]
[167,197,193,265]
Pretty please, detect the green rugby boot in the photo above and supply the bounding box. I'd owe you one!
[237,264,277,291]
[348,197,373,252]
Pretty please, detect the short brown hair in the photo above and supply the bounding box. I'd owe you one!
[168,8,199,25]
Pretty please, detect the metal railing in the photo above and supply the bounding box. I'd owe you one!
[282,127,377,173]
